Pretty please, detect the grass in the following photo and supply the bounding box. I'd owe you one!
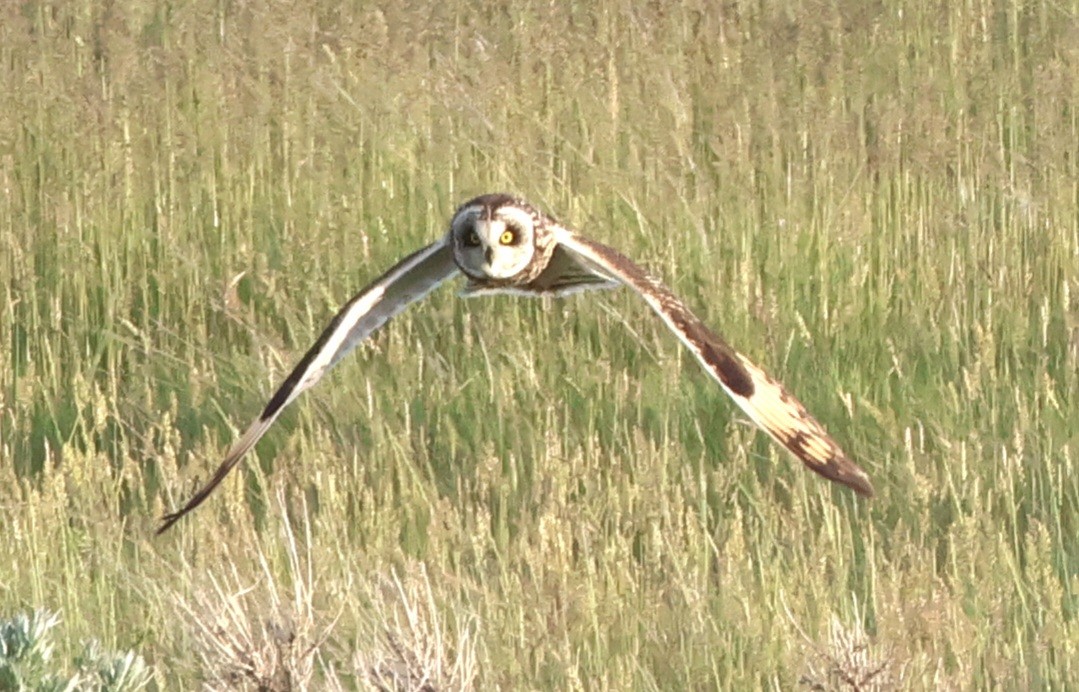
[1,0,1076,688]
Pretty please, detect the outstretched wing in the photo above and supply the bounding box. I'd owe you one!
[158,237,460,534]
[554,229,874,498]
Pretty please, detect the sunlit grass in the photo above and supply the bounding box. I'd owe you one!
[1,0,1076,688]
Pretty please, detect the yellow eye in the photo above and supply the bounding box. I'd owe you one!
[500,229,516,245]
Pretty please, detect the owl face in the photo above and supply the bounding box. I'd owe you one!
[450,196,537,280]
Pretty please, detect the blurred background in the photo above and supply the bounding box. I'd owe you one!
[0,0,1075,688]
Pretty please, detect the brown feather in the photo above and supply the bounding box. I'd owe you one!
[554,229,874,497]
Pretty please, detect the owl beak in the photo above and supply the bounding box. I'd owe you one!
[484,246,494,264]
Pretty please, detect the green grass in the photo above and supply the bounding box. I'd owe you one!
[1,0,1076,688]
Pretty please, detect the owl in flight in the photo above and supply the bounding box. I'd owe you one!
[158,194,873,533]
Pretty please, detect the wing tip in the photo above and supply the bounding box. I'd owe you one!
[156,512,183,536]
[824,457,875,499]
[846,472,875,499]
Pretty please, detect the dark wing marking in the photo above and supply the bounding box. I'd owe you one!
[158,238,460,533]
[555,229,874,498]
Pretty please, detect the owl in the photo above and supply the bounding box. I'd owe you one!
[158,194,873,533]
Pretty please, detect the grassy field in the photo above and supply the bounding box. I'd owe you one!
[1,0,1076,688]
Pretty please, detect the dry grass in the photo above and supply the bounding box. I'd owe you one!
[170,494,477,690]
[176,498,325,690]
[349,564,478,692]
[794,602,906,692]
[0,0,1076,687]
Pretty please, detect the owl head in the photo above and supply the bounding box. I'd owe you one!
[450,194,540,281]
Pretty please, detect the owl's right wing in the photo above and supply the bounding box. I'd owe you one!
[158,237,459,534]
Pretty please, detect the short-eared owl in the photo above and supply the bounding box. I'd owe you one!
[158,194,873,533]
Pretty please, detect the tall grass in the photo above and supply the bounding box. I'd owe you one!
[1,0,1076,687]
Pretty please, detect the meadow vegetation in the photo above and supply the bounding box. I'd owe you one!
[1,0,1076,688]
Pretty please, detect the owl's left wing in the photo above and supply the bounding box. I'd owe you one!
[553,229,874,498]
[158,237,459,534]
